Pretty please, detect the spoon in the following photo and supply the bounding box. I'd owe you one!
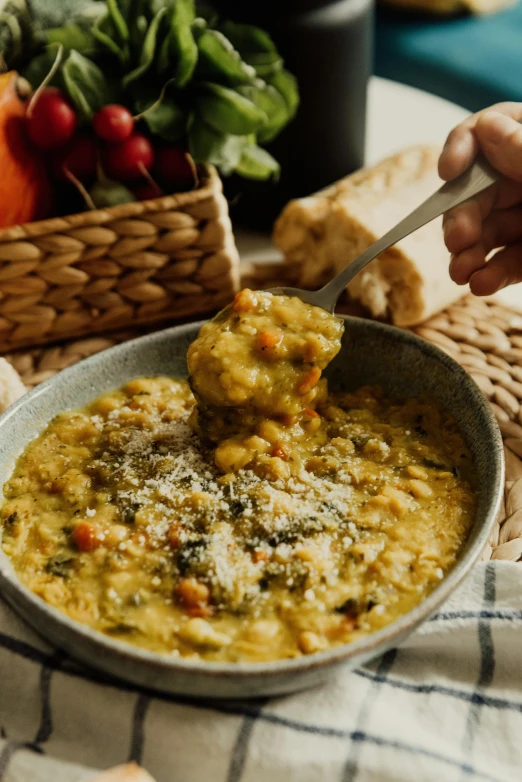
[269,154,500,312]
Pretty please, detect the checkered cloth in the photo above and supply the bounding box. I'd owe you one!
[0,561,521,782]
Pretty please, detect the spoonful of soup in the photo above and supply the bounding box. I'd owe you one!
[187,288,344,471]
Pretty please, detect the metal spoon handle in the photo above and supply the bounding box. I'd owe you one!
[316,154,499,311]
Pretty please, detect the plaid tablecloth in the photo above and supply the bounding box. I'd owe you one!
[0,562,521,782]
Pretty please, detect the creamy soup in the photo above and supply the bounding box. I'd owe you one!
[1,376,475,662]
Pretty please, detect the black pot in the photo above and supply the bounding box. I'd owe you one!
[214,0,375,230]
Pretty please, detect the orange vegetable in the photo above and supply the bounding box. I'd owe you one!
[177,577,210,608]
[272,444,288,460]
[232,288,257,312]
[298,367,321,395]
[72,521,103,552]
[256,329,283,352]
[0,72,52,229]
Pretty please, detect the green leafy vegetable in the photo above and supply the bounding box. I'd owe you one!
[90,179,136,208]
[188,115,247,175]
[134,86,187,141]
[133,13,148,48]
[161,2,196,49]
[191,16,207,34]
[107,0,129,42]
[30,0,101,29]
[268,69,299,121]
[22,45,62,89]
[114,0,133,19]
[219,20,282,77]
[17,0,300,186]
[196,29,256,86]
[243,52,283,78]
[45,24,95,54]
[197,82,267,136]
[238,82,288,143]
[62,48,111,119]
[0,0,37,69]
[0,12,23,62]
[159,0,198,87]
[145,102,187,141]
[219,21,276,56]
[92,13,127,61]
[122,5,166,87]
[45,555,74,578]
[235,144,280,181]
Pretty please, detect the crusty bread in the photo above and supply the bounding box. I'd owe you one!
[89,763,157,782]
[380,0,516,14]
[0,357,25,413]
[273,146,467,327]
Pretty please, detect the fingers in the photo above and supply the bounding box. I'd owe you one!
[443,199,484,255]
[448,204,522,285]
[474,112,522,181]
[449,244,487,285]
[442,183,499,255]
[469,243,522,295]
[438,125,479,181]
[482,205,522,252]
[445,199,522,256]
[443,180,522,258]
[438,102,522,181]
[439,102,522,295]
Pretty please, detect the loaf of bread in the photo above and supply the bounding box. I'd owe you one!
[0,357,25,413]
[380,0,516,15]
[89,763,157,782]
[273,146,467,327]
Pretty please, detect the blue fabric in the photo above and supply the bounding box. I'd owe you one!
[375,4,522,111]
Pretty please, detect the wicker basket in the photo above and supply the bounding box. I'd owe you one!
[0,165,239,352]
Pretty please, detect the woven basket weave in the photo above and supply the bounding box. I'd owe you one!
[0,165,239,351]
[410,297,522,563]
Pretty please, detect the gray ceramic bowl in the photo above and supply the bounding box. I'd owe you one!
[0,317,504,699]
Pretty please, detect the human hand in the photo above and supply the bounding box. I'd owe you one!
[438,102,522,295]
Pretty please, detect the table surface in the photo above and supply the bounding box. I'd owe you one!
[236,76,522,312]
[375,4,522,113]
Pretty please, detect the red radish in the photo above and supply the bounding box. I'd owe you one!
[153,146,194,190]
[102,133,154,181]
[93,104,134,142]
[26,87,77,150]
[52,134,98,181]
[133,182,163,201]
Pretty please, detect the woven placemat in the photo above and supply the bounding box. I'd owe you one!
[4,286,522,564]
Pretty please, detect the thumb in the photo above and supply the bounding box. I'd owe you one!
[475,111,522,181]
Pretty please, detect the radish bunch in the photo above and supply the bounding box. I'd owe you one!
[26,88,195,210]
[12,0,299,201]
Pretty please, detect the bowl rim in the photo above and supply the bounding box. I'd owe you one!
[0,315,505,680]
